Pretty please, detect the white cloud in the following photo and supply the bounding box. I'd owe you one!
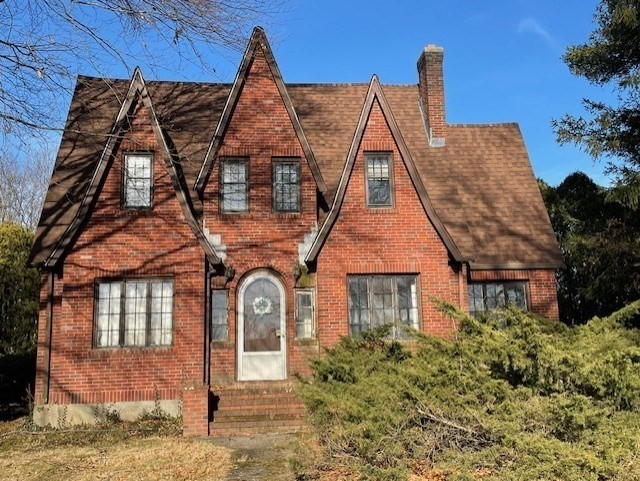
[517,17,557,51]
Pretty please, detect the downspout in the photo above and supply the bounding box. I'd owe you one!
[203,260,211,386]
[44,270,54,404]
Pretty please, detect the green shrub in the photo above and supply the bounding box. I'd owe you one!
[297,301,640,480]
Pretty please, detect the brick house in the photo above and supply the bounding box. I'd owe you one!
[30,27,562,435]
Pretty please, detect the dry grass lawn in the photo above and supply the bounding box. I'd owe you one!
[0,417,233,481]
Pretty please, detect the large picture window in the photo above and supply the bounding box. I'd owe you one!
[468,281,528,317]
[95,279,173,348]
[220,158,248,212]
[365,154,392,206]
[348,276,419,338]
[273,159,300,212]
[123,153,153,208]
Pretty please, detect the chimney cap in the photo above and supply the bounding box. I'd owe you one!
[424,44,444,53]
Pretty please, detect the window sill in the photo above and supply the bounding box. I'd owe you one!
[89,345,174,357]
[294,338,319,347]
[210,340,234,348]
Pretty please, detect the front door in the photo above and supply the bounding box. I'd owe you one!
[237,271,286,381]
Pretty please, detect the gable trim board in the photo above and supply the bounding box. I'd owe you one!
[194,26,327,197]
[305,75,465,263]
[41,68,222,268]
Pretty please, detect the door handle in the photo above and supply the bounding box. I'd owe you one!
[275,329,284,338]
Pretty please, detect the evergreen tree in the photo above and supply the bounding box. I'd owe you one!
[540,172,640,324]
[0,222,39,355]
[553,0,640,208]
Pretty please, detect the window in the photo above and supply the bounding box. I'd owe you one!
[220,159,248,212]
[211,290,229,341]
[295,290,314,339]
[123,153,153,208]
[273,160,300,212]
[365,154,392,206]
[468,282,528,317]
[348,276,419,338]
[95,279,173,348]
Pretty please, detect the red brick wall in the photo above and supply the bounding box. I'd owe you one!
[35,99,206,405]
[202,48,320,382]
[182,384,210,436]
[468,269,559,320]
[316,98,463,345]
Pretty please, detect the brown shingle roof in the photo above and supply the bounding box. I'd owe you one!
[31,75,562,269]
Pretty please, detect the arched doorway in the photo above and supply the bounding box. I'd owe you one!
[237,271,286,381]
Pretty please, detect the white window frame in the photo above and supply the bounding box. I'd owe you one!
[94,278,173,348]
[123,153,153,208]
[295,289,315,339]
[220,158,249,213]
[211,289,229,341]
[365,153,393,207]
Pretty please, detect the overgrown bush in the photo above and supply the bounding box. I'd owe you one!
[297,301,640,480]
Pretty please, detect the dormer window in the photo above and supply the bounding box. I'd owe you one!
[365,153,392,207]
[123,153,153,208]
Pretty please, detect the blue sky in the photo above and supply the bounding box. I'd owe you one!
[191,0,610,186]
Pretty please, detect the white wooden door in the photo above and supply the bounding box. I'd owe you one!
[237,271,286,381]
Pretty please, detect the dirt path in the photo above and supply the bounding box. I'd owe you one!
[209,433,297,481]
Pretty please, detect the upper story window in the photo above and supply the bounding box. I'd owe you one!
[348,275,419,339]
[365,154,392,207]
[123,153,153,208]
[95,278,173,348]
[220,158,248,213]
[273,159,300,212]
[468,281,528,317]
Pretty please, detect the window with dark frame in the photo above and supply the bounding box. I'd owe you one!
[211,290,229,341]
[295,290,314,339]
[273,159,300,212]
[468,281,528,317]
[365,154,392,206]
[95,279,173,348]
[348,275,419,339]
[220,158,248,212]
[123,153,153,208]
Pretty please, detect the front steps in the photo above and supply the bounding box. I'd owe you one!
[209,381,307,436]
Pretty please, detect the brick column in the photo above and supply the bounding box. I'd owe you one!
[182,384,210,436]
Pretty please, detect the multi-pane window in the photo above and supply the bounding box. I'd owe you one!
[273,160,301,212]
[221,159,248,212]
[95,279,173,348]
[211,290,229,341]
[295,290,314,339]
[348,276,419,338]
[366,154,392,206]
[468,282,528,317]
[123,153,153,208]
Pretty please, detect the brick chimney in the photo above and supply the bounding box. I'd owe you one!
[417,44,446,147]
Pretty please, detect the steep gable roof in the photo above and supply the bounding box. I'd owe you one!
[305,76,464,263]
[31,51,562,269]
[194,26,327,195]
[31,69,223,267]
